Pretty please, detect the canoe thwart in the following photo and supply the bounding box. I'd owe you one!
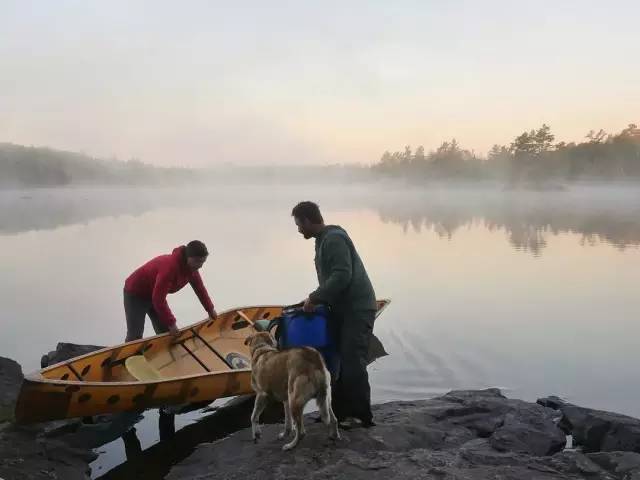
[235,310,254,325]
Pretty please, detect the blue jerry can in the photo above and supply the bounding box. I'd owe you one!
[282,305,330,349]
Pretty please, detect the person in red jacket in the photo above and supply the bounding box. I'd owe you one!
[123,240,218,341]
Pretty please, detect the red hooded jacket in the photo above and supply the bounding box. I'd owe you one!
[124,246,215,327]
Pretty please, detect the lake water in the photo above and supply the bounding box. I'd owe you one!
[1,184,639,477]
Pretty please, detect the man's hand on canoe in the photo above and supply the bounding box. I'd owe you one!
[302,297,315,313]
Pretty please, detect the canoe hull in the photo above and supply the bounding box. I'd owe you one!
[15,369,253,423]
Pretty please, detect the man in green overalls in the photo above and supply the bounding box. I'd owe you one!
[292,201,378,428]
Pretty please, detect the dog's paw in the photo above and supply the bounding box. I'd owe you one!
[329,430,341,441]
[252,430,262,443]
[277,430,290,440]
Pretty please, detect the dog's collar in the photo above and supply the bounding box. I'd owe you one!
[252,344,278,361]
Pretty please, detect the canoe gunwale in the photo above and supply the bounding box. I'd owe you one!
[31,304,290,377]
[31,300,391,378]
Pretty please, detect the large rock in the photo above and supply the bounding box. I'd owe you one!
[538,396,640,453]
[0,357,23,422]
[441,389,567,455]
[0,344,106,480]
[167,388,585,480]
[40,342,105,368]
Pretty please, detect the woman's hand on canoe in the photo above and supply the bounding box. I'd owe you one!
[168,324,180,337]
[209,309,218,321]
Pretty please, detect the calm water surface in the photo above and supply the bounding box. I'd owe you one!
[1,184,639,478]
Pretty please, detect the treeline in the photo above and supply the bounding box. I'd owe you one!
[373,123,640,185]
[5,123,639,188]
[0,143,198,187]
[0,143,372,188]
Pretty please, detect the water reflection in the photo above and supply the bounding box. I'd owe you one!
[112,410,176,466]
[2,186,639,255]
[91,396,282,479]
[369,188,640,255]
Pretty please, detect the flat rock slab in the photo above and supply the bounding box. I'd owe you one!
[539,396,640,453]
[169,388,635,480]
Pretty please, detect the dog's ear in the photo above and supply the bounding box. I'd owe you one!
[244,335,253,346]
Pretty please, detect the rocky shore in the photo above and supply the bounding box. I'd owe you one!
[3,344,640,479]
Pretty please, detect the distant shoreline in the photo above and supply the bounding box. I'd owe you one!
[3,126,640,188]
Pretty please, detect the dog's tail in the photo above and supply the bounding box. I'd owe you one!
[311,350,332,400]
[322,364,332,403]
[314,354,337,427]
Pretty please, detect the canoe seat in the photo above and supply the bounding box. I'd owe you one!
[125,355,163,381]
[254,319,274,332]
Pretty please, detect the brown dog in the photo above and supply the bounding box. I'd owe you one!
[244,331,340,450]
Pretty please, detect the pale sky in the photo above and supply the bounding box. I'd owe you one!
[1,1,639,166]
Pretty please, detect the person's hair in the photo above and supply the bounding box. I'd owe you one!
[291,201,324,224]
[185,240,208,258]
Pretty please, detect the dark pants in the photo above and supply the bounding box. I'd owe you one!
[124,290,169,342]
[331,309,376,423]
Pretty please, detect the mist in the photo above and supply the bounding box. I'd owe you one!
[2,184,639,255]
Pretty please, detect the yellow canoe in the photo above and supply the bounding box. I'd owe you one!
[15,300,390,424]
